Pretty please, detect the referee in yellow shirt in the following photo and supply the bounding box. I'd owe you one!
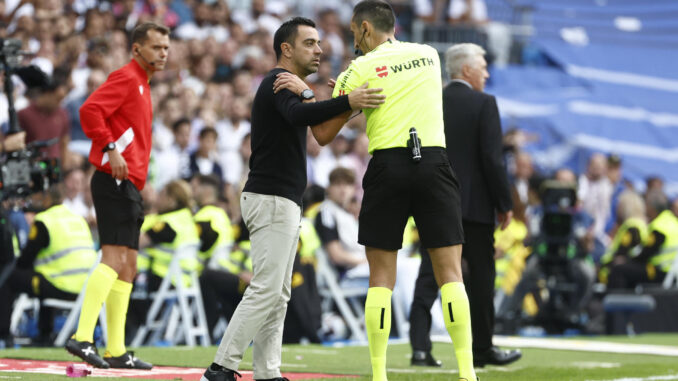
[277,1,476,380]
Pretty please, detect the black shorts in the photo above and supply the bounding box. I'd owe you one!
[358,147,464,250]
[91,170,144,250]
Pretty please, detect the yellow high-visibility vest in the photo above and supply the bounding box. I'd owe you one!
[648,210,678,272]
[194,205,232,272]
[33,205,97,294]
[146,208,200,286]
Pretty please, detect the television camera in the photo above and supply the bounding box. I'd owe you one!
[530,180,592,332]
[0,38,60,200]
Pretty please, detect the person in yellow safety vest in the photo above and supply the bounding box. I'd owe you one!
[192,175,233,272]
[282,217,323,344]
[0,186,97,344]
[136,183,160,274]
[599,190,648,284]
[494,217,530,294]
[139,180,200,291]
[608,191,678,289]
[199,218,253,340]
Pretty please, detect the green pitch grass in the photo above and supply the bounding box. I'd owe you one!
[1,334,677,380]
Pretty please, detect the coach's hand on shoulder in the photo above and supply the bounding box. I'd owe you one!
[348,82,385,110]
[109,149,129,180]
[273,72,309,96]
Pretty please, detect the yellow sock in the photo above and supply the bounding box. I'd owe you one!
[365,287,392,381]
[441,282,476,381]
[105,279,133,357]
[74,263,118,343]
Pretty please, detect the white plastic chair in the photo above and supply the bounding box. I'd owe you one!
[131,244,210,347]
[315,247,367,342]
[10,250,107,347]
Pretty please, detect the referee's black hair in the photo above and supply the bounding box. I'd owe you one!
[352,0,395,33]
[131,22,170,45]
[273,17,316,60]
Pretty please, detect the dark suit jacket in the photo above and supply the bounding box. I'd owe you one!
[443,81,513,225]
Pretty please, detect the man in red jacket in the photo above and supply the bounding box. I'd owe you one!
[65,22,169,370]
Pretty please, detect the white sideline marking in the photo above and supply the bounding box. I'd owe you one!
[585,374,678,381]
[572,362,621,369]
[282,348,339,355]
[430,335,678,357]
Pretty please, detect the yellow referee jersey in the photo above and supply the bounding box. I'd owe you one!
[332,40,446,153]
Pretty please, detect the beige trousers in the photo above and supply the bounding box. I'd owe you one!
[213,192,301,379]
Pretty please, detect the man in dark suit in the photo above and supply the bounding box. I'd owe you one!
[409,43,521,368]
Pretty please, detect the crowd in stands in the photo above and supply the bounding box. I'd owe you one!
[1,0,676,344]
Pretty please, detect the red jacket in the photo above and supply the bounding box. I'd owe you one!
[81,59,153,191]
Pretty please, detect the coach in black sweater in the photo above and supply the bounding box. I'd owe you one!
[202,17,384,381]
[409,43,521,368]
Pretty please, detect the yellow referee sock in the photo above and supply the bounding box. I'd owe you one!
[74,263,118,343]
[105,279,133,357]
[365,287,392,381]
[441,282,476,381]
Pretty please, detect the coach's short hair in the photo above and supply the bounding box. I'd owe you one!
[352,0,395,33]
[445,43,486,78]
[131,22,170,45]
[273,17,316,60]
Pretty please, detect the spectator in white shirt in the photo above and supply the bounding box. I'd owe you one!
[217,97,251,186]
[189,127,224,181]
[578,153,613,243]
[154,118,193,189]
[62,168,91,219]
[314,167,367,277]
[313,133,353,188]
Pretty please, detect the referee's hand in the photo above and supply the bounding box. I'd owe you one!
[348,82,385,110]
[108,149,129,181]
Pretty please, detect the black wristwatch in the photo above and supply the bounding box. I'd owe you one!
[102,142,116,153]
[300,89,315,100]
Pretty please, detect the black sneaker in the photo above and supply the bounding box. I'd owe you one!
[201,363,241,381]
[104,351,153,370]
[65,338,109,369]
[411,350,442,367]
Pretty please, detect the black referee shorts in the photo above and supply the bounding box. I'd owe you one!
[358,147,464,251]
[91,170,144,250]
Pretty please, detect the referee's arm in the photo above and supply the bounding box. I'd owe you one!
[79,70,131,148]
[274,71,383,145]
